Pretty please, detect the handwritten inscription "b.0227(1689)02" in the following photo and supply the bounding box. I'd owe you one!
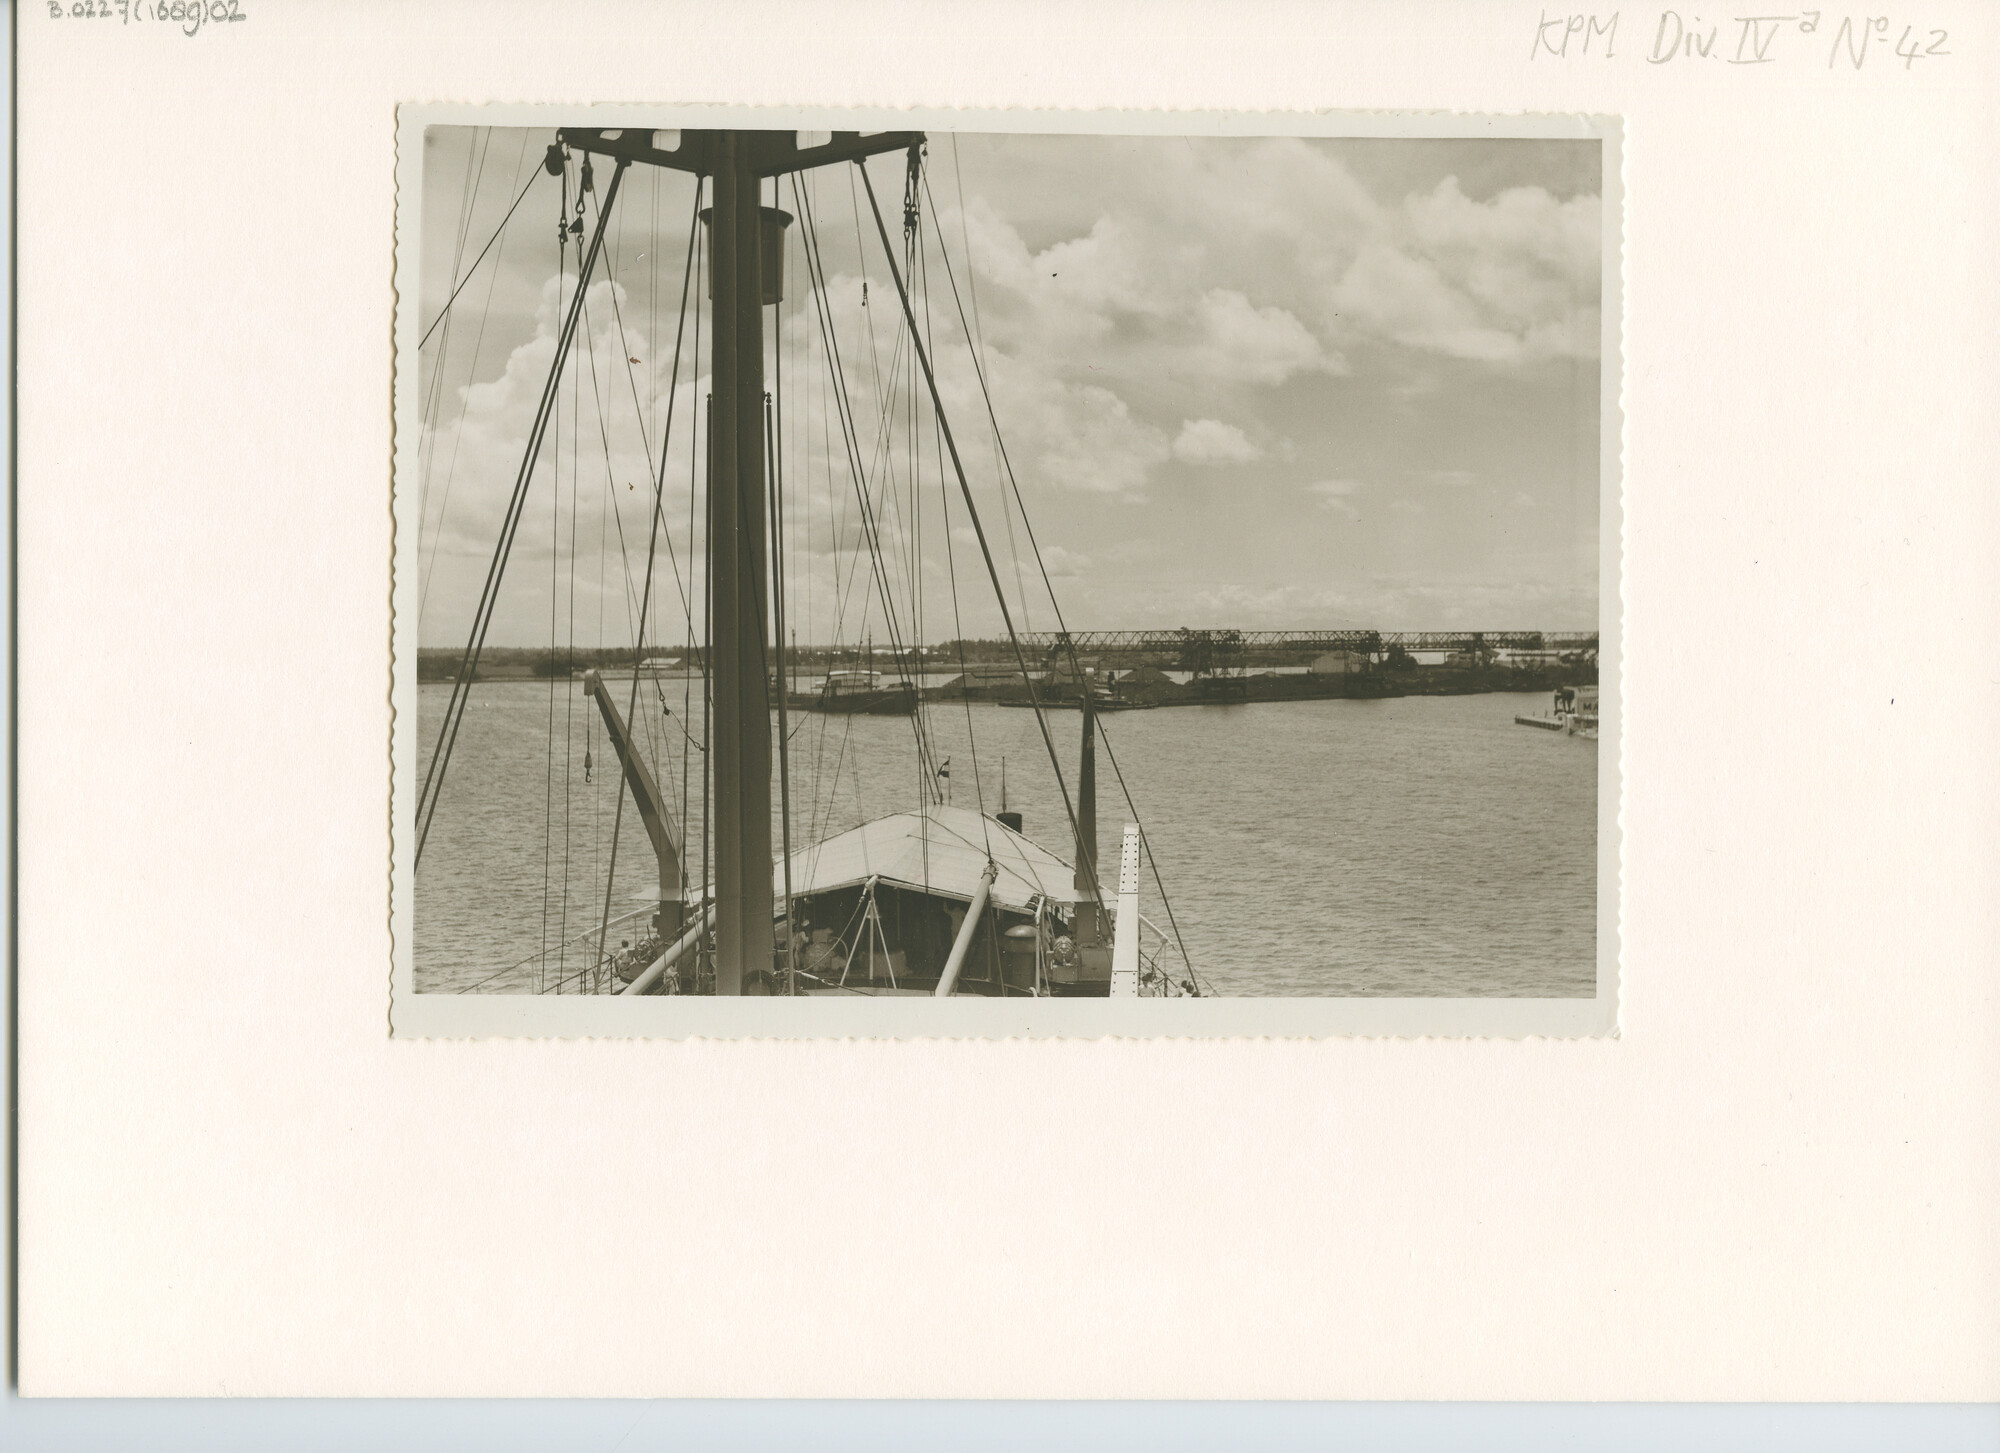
[44,0,246,35]
[1531,11,1952,68]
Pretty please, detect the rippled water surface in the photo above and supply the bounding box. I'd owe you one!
[415,681,1596,996]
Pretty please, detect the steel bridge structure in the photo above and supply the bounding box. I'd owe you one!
[1016,628,1599,664]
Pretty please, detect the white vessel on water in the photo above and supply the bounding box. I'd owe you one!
[415,126,1202,999]
[1515,684,1598,738]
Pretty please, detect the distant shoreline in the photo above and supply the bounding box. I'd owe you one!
[418,663,1598,706]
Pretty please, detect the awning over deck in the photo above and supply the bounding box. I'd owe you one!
[775,806,1084,911]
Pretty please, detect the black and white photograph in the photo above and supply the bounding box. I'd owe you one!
[393,109,1619,1031]
[21,0,1995,1421]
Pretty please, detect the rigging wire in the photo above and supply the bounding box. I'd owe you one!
[436,138,1203,998]
[948,135,1033,634]
[766,394,798,989]
[853,157,1105,917]
[416,126,486,453]
[585,185,703,985]
[914,172,993,868]
[454,902,655,994]
[799,179,879,714]
[420,130,532,615]
[557,206,584,990]
[813,181,900,678]
[829,322,909,660]
[700,394,712,986]
[682,196,704,931]
[791,173,940,794]
[417,158,545,353]
[541,162,571,992]
[850,155,939,775]
[903,155,927,828]
[649,166,660,446]
[416,126,491,614]
[587,188,696,634]
[413,156,629,873]
[919,170,1202,989]
[770,175,799,990]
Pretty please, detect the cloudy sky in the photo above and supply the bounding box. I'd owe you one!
[413,127,1602,650]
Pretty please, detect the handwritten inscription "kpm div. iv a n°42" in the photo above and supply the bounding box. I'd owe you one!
[1531,11,1951,67]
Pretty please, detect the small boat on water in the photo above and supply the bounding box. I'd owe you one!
[996,691,1154,711]
[1515,684,1598,738]
[997,672,1156,711]
[810,668,918,716]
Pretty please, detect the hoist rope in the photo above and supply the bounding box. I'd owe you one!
[588,186,702,986]
[413,157,629,873]
[541,176,572,992]
[827,321,909,667]
[855,158,1105,916]
[791,174,940,792]
[549,240,581,990]
[918,170,1201,989]
[914,197,993,865]
[588,188,696,635]
[814,182,921,729]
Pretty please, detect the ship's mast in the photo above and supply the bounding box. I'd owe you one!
[558,127,923,993]
[705,133,772,996]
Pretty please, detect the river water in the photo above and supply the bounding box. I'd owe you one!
[414,681,1596,996]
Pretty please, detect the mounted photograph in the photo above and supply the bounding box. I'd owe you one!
[390,107,1621,1036]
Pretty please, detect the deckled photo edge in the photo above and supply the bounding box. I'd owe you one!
[390,103,1622,1039]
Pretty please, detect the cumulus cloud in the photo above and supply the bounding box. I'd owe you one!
[977,350,1170,496]
[924,143,1597,513]
[424,274,692,571]
[1331,178,1600,364]
[1172,418,1263,465]
[418,130,1602,644]
[1040,545,1092,578]
[1176,289,1340,384]
[937,194,1339,499]
[1305,479,1363,521]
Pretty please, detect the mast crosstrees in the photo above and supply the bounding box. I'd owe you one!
[419,125,1202,999]
[557,128,925,991]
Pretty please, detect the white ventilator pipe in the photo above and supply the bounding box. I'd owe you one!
[617,906,716,996]
[1109,824,1142,997]
[933,862,999,997]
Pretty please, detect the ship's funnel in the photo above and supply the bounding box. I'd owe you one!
[699,206,793,304]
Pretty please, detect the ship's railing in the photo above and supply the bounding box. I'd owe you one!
[450,903,660,995]
[1133,911,1203,997]
[458,902,1201,997]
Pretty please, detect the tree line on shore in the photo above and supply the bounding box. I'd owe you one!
[416,639,1597,683]
[414,639,1029,683]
